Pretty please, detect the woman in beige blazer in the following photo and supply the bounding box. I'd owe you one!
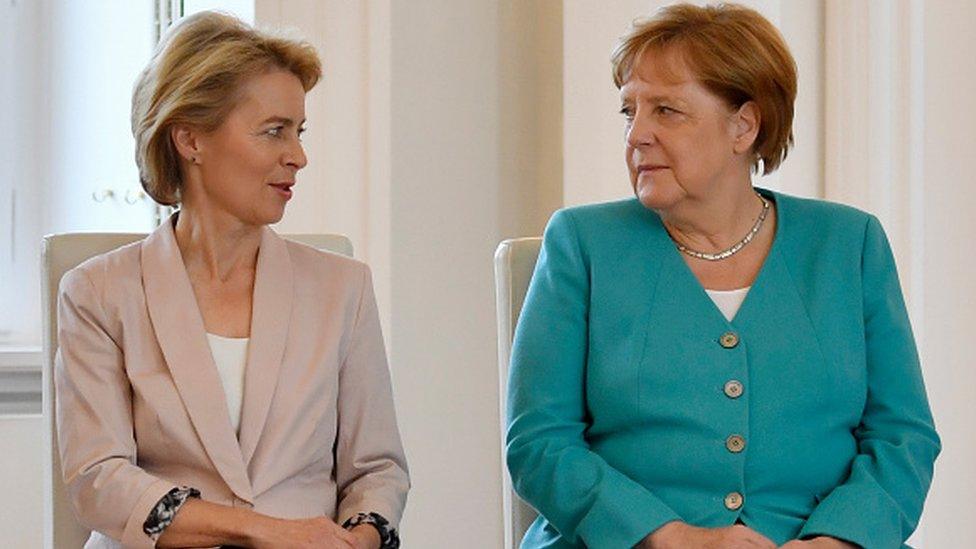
[55,12,408,549]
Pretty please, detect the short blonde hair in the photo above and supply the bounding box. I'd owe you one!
[611,3,797,175]
[131,11,322,205]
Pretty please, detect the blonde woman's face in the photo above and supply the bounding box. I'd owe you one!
[194,69,308,225]
[619,50,745,212]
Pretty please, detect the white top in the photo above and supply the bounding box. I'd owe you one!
[704,287,751,322]
[206,333,249,435]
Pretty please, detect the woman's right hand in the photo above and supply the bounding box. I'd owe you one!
[249,515,358,549]
[641,521,777,549]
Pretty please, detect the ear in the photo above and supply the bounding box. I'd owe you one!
[171,124,203,164]
[731,101,761,155]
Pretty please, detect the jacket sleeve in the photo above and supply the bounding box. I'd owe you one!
[798,215,941,548]
[55,267,177,549]
[505,210,681,548]
[334,264,410,529]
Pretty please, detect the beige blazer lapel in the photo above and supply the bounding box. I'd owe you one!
[238,227,293,466]
[140,219,254,503]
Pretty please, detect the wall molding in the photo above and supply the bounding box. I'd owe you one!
[824,0,925,317]
[824,1,927,544]
[0,347,42,414]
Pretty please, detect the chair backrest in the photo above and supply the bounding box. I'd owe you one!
[40,232,352,549]
[493,237,542,549]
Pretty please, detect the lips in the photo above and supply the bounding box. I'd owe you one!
[269,182,294,199]
[636,164,669,177]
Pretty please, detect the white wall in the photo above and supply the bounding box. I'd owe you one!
[919,2,976,546]
[0,415,43,548]
[184,0,254,22]
[388,3,504,542]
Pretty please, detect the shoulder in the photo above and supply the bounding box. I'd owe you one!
[771,190,883,259]
[283,237,371,289]
[773,190,875,236]
[769,191,899,290]
[281,238,379,327]
[552,198,651,229]
[60,239,144,299]
[545,198,658,246]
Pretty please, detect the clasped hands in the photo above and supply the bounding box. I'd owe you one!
[642,521,858,549]
[249,516,380,549]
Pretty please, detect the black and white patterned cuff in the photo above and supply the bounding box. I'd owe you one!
[343,512,400,549]
[142,486,201,541]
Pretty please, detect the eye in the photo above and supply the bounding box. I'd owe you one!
[266,125,285,138]
[297,126,307,140]
[619,106,635,122]
[655,105,679,116]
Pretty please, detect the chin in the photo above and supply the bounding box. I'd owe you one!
[265,210,286,225]
[251,205,286,226]
[634,178,684,212]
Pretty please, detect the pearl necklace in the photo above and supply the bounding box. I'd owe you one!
[670,192,770,261]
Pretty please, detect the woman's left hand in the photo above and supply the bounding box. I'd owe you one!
[348,524,381,549]
[780,537,858,549]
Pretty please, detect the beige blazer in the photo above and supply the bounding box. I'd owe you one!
[54,219,409,549]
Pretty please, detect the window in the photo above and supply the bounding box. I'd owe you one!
[0,0,254,350]
[1,0,45,348]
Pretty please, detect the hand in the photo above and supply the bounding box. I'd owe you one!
[641,521,777,549]
[249,516,357,549]
[349,524,381,549]
[780,537,858,549]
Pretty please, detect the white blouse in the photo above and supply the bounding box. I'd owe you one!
[205,333,249,435]
[704,287,751,322]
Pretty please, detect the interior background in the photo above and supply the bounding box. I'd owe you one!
[1,1,972,547]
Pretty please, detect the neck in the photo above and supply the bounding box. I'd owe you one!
[173,202,262,283]
[659,182,763,253]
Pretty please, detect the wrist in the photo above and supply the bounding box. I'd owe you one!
[239,510,276,546]
[342,512,398,548]
[350,524,381,549]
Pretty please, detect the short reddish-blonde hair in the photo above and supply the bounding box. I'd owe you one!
[131,11,322,205]
[611,3,797,175]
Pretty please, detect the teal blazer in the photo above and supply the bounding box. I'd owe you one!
[506,189,940,549]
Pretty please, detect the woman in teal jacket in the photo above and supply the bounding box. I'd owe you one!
[506,5,939,549]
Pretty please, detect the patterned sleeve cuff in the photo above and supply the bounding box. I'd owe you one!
[343,512,400,549]
[142,486,201,541]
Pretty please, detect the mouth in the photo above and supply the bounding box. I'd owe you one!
[637,164,669,175]
[268,182,294,199]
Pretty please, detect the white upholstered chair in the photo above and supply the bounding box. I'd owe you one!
[494,237,542,549]
[41,232,352,549]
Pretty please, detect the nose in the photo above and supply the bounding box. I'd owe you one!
[626,111,656,149]
[284,137,308,170]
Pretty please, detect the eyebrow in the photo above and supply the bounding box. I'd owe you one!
[621,94,682,104]
[648,95,683,104]
[259,116,307,126]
